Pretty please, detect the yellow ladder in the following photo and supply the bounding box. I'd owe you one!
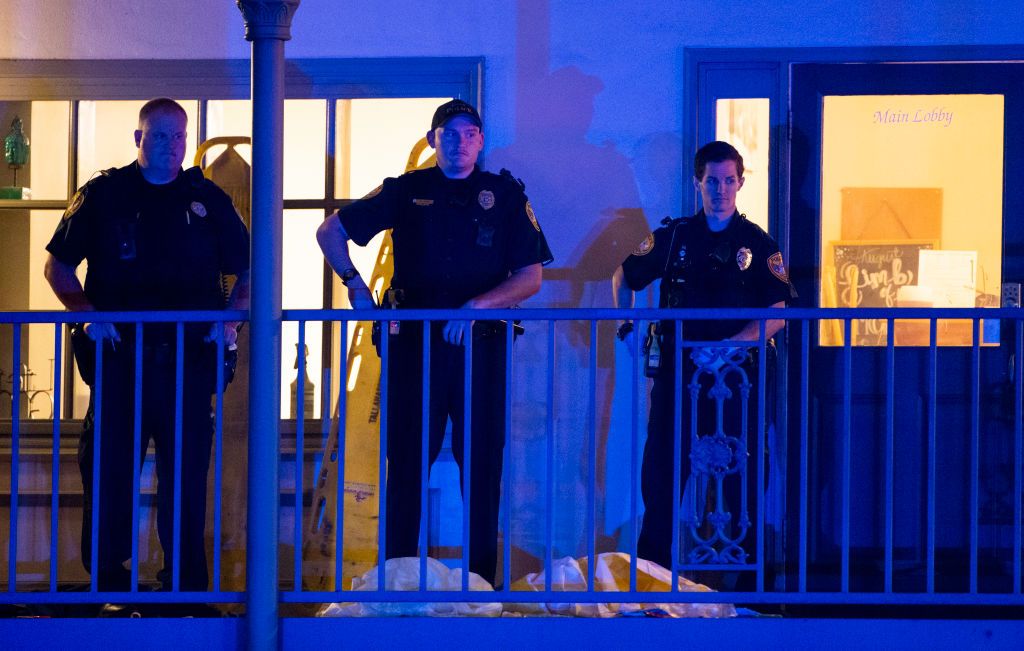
[302,139,435,590]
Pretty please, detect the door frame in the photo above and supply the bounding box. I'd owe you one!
[684,45,1024,253]
[788,60,1024,305]
[684,45,1024,586]
[787,59,1024,590]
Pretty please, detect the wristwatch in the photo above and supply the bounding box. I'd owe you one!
[340,267,359,286]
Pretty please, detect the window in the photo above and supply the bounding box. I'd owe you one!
[0,58,481,419]
[817,94,1004,346]
[715,98,770,231]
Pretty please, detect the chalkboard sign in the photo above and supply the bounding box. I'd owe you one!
[831,240,936,345]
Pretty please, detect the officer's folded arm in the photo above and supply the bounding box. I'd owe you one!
[692,302,786,372]
[464,263,542,310]
[726,300,787,344]
[443,263,542,346]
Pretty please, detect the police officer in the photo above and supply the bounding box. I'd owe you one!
[612,140,795,571]
[317,99,552,585]
[44,98,250,592]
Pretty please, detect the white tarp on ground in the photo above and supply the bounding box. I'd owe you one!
[318,552,735,618]
[318,557,503,617]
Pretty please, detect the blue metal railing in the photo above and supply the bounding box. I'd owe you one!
[1,307,1022,613]
[1,310,245,606]
[283,306,1023,609]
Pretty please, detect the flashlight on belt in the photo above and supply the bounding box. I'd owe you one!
[386,288,401,335]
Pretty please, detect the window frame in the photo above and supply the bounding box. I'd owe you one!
[0,57,483,420]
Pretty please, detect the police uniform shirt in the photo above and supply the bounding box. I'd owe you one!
[46,162,250,313]
[339,165,553,309]
[621,210,796,340]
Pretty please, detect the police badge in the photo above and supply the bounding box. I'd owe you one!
[190,201,207,218]
[478,190,495,210]
[737,247,752,270]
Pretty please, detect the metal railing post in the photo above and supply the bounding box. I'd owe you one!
[237,2,300,649]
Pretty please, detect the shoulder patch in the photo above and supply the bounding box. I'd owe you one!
[632,233,655,257]
[525,201,541,231]
[768,251,789,282]
[63,188,87,221]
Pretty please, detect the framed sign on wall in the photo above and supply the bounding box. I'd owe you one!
[827,239,936,345]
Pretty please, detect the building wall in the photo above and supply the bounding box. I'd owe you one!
[2,0,1020,567]
[2,0,1019,237]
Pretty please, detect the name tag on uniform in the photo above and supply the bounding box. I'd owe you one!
[412,198,434,206]
[476,225,495,247]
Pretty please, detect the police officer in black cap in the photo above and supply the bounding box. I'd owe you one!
[44,98,250,592]
[317,99,553,585]
[612,140,795,571]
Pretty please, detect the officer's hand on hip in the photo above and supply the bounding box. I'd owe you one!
[346,277,376,311]
[83,322,121,346]
[616,321,636,355]
[443,319,473,346]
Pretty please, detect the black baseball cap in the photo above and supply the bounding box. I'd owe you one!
[431,99,482,131]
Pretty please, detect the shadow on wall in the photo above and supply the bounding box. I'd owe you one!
[485,0,651,571]
[489,68,649,312]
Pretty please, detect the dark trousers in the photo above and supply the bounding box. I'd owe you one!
[383,322,507,584]
[78,338,214,591]
[637,341,768,570]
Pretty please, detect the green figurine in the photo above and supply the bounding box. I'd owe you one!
[4,116,29,188]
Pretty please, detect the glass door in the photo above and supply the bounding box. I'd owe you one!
[816,93,1004,347]
[788,61,1024,592]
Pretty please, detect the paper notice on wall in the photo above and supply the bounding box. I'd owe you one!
[917,249,977,308]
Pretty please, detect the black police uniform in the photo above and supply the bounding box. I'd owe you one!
[621,210,795,570]
[339,164,553,584]
[46,161,250,591]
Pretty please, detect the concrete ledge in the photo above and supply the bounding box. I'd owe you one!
[281,617,1024,650]
[3,616,1023,650]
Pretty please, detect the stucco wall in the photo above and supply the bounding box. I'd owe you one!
[2,0,1018,231]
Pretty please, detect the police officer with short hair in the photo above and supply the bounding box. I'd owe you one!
[317,99,552,584]
[612,140,795,571]
[44,98,250,592]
